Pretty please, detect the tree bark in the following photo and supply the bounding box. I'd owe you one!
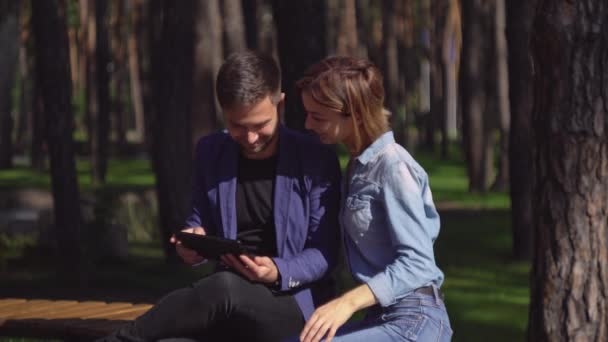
[491,0,510,192]
[31,0,83,272]
[396,0,418,150]
[460,0,494,192]
[110,0,127,152]
[442,0,461,158]
[429,0,449,153]
[127,0,146,143]
[333,0,360,57]
[91,0,110,184]
[192,0,223,143]
[506,0,535,260]
[272,0,326,130]
[382,0,400,117]
[241,0,258,50]
[0,0,19,169]
[15,4,31,151]
[527,1,608,341]
[221,0,246,55]
[151,0,194,262]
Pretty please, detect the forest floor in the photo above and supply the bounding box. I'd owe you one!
[0,148,526,342]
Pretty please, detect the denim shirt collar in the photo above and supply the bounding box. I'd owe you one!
[355,131,395,165]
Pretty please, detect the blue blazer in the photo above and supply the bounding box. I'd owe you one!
[184,125,341,319]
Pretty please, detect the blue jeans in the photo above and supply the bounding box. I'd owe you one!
[288,287,452,341]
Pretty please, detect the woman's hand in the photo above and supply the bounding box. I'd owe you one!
[300,296,355,342]
[300,284,377,342]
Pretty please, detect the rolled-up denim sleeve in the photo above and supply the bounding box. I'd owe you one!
[366,162,440,307]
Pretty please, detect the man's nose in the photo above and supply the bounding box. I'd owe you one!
[246,131,258,144]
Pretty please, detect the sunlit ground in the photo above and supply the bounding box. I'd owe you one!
[0,145,526,342]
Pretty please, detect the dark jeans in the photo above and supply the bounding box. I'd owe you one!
[98,271,304,342]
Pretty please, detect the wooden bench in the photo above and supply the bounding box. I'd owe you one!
[0,298,152,341]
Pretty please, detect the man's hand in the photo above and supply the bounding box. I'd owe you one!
[220,254,279,284]
[170,227,206,265]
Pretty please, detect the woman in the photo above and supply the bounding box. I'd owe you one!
[295,57,452,342]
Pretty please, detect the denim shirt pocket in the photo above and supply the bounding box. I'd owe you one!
[344,195,373,239]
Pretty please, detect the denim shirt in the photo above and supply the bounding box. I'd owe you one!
[341,131,444,307]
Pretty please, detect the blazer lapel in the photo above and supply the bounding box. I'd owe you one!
[218,138,238,239]
[274,126,294,256]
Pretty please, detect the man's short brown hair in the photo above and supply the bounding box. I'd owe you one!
[216,50,281,110]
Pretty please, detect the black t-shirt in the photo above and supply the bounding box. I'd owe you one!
[235,153,278,257]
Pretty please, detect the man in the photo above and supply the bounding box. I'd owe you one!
[102,51,341,341]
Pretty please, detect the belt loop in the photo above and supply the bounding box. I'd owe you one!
[432,284,440,305]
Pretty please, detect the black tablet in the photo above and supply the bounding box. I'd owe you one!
[175,232,256,259]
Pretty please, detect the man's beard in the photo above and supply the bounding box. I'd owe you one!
[242,126,279,156]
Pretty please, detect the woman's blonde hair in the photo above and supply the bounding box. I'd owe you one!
[296,56,389,153]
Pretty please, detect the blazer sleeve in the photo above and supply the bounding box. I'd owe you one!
[183,137,216,235]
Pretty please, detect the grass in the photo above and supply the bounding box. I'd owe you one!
[436,210,529,341]
[0,144,525,341]
[0,158,154,190]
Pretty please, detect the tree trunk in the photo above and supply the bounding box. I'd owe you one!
[30,78,45,170]
[66,1,79,101]
[506,0,535,260]
[382,0,399,117]
[429,0,449,154]
[491,0,510,192]
[272,0,326,130]
[151,0,194,262]
[127,0,146,143]
[92,0,110,184]
[460,0,494,192]
[15,5,31,151]
[31,0,84,274]
[78,0,88,109]
[241,0,258,50]
[221,0,246,55]
[0,1,19,169]
[442,0,461,158]
[242,0,276,56]
[527,2,608,340]
[110,0,127,152]
[334,0,360,56]
[396,0,418,150]
[192,0,223,143]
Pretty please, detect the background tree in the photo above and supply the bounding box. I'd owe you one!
[149,0,195,262]
[221,0,246,55]
[126,0,146,144]
[528,1,608,341]
[441,0,461,158]
[506,0,536,260]
[110,0,128,152]
[192,0,223,142]
[490,0,510,191]
[460,0,495,192]
[272,0,326,130]
[0,0,19,169]
[91,0,111,184]
[31,0,84,274]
